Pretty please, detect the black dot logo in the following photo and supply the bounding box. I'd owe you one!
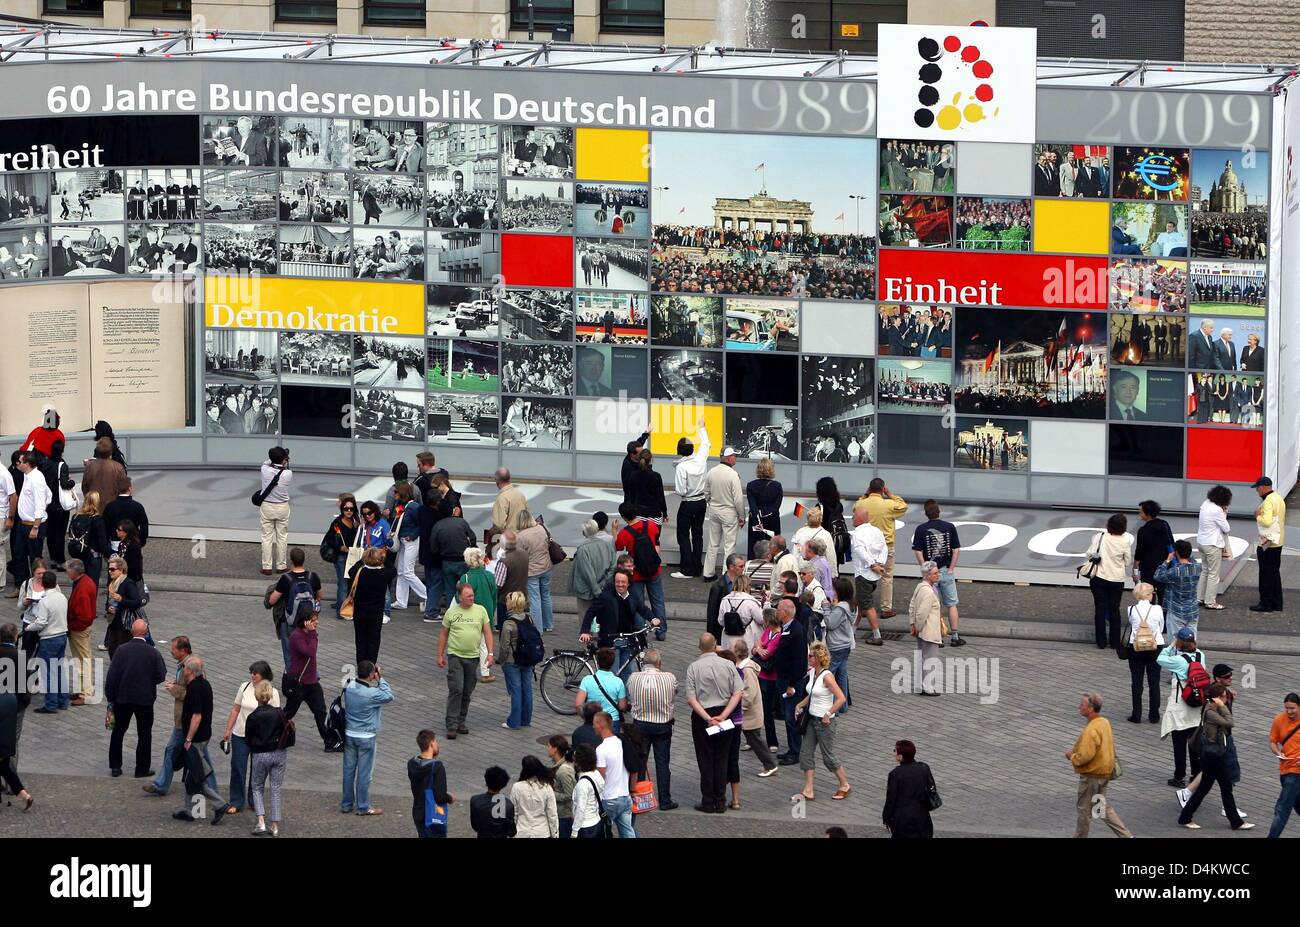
[919,63,942,84]
[914,108,935,128]
[918,85,940,106]
[917,37,942,61]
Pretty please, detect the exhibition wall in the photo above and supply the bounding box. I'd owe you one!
[0,27,1291,507]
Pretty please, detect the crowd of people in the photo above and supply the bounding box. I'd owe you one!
[1192,215,1268,259]
[1191,277,1266,307]
[205,232,278,274]
[426,190,498,230]
[651,251,875,300]
[502,345,574,396]
[954,197,1030,252]
[1110,261,1188,314]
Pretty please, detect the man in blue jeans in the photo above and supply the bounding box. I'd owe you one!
[144,637,194,796]
[773,599,807,765]
[594,711,636,837]
[341,660,394,815]
[1268,692,1300,838]
[27,571,70,712]
[617,503,668,642]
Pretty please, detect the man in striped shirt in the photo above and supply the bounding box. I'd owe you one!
[628,649,678,811]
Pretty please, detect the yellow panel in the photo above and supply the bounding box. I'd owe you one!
[204,276,425,336]
[648,402,723,457]
[1032,199,1110,255]
[576,128,650,183]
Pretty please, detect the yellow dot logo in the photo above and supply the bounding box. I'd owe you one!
[936,106,962,130]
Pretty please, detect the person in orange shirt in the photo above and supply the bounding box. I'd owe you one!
[1267,692,1300,838]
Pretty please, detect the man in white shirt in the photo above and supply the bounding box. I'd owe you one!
[0,462,14,596]
[1153,220,1187,257]
[258,447,293,576]
[671,425,710,579]
[851,507,889,646]
[594,710,636,837]
[701,446,746,582]
[15,452,51,591]
[1195,485,1233,609]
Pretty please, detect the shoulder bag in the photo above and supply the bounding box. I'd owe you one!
[796,670,827,736]
[251,465,285,508]
[423,759,449,833]
[1076,532,1103,580]
[924,762,943,810]
[543,525,567,565]
[338,568,363,620]
[58,462,81,512]
[342,526,365,575]
[577,774,611,838]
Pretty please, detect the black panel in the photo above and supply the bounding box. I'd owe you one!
[0,115,201,168]
[996,0,1184,60]
[281,385,350,438]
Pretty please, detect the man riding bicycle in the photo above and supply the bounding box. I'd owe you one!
[579,569,659,684]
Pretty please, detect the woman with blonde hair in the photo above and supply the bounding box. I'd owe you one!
[792,642,851,802]
[515,512,556,632]
[791,506,834,562]
[244,679,291,836]
[104,553,146,656]
[746,457,782,558]
[1126,582,1165,723]
[346,546,397,665]
[496,590,537,729]
[718,573,764,653]
[68,490,108,588]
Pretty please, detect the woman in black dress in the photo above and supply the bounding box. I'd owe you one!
[882,739,936,839]
[815,477,850,565]
[745,458,782,559]
[1134,500,1175,607]
[346,546,398,666]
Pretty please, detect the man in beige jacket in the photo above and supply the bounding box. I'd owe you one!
[490,468,531,539]
[859,478,908,618]
[701,447,746,581]
[908,561,944,695]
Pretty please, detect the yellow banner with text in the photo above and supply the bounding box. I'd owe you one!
[203,276,425,336]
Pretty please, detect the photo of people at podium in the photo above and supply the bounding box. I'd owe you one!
[126,170,198,222]
[576,291,648,344]
[726,407,798,461]
[0,171,49,226]
[205,330,278,382]
[879,138,955,193]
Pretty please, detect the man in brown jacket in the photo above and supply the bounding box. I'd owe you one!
[81,438,128,510]
[142,636,193,796]
[1067,692,1132,838]
[490,468,530,540]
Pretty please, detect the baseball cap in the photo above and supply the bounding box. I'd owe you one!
[721,446,738,457]
[1175,626,1197,641]
[1251,475,1273,487]
[1212,664,1233,678]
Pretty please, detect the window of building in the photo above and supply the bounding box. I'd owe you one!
[601,0,664,32]
[44,0,106,13]
[363,0,424,26]
[276,0,337,23]
[131,0,191,16]
[510,0,574,31]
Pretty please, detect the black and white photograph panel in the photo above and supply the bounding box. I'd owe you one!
[52,170,123,223]
[352,389,426,442]
[426,178,499,230]
[200,169,278,221]
[575,345,649,399]
[126,224,200,275]
[502,179,574,233]
[427,231,500,284]
[50,225,126,276]
[279,332,353,386]
[204,330,278,382]
[575,237,649,291]
[576,291,649,344]
[203,384,280,436]
[501,396,575,449]
[502,343,575,396]
[726,407,799,461]
[428,284,500,338]
[0,171,49,226]
[278,117,355,170]
[125,170,198,222]
[954,416,1030,471]
[575,182,649,238]
[427,122,500,180]
[278,171,350,223]
[278,226,353,279]
[353,229,424,280]
[352,120,425,173]
[503,125,576,179]
[353,334,427,389]
[280,385,350,439]
[0,228,48,279]
[428,338,501,393]
[427,393,500,445]
[204,223,278,274]
[499,288,573,342]
[801,354,875,463]
[354,174,425,228]
[651,294,724,348]
[650,348,723,403]
[202,114,280,167]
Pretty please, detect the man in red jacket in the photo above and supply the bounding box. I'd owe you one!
[615,503,667,644]
[65,558,98,705]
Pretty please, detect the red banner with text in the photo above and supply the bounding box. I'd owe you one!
[876,250,1109,309]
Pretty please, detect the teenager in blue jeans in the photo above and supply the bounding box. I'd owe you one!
[496,592,535,729]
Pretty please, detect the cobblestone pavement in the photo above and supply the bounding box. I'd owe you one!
[9,589,1297,838]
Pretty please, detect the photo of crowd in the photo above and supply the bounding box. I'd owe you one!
[203,384,280,435]
[353,229,423,280]
[1187,372,1263,427]
[1110,203,1188,256]
[575,183,648,238]
[503,125,575,179]
[801,354,875,463]
[502,179,573,233]
[502,343,575,396]
[53,170,124,223]
[879,139,954,193]
[353,335,427,389]
[1112,146,1191,201]
[502,396,574,449]
[126,224,200,275]
[352,388,425,441]
[879,195,952,248]
[0,228,47,278]
[279,117,354,170]
[724,298,798,351]
[426,181,498,230]
[576,238,648,290]
[1032,145,1110,197]
[576,291,648,343]
[427,338,500,392]
[427,284,499,338]
[955,196,1030,252]
[279,332,352,386]
[204,223,277,274]
[726,407,798,461]
[1109,259,1187,313]
[1110,313,1187,368]
[877,304,953,357]
[51,225,126,276]
[651,348,723,402]
[0,171,50,226]
[1190,149,1269,258]
[957,308,1108,419]
[200,169,276,222]
[1185,317,1265,371]
[352,121,425,173]
[126,170,199,221]
[427,393,500,444]
[954,417,1028,471]
[277,171,350,223]
[354,175,424,227]
[204,330,277,382]
[1189,261,1266,316]
[499,288,573,341]
[878,358,952,412]
[651,294,724,348]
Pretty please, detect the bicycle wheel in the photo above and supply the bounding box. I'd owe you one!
[539,654,592,716]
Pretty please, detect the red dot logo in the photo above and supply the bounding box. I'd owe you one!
[972,59,993,79]
[943,35,961,52]
[961,45,980,63]
[975,84,994,102]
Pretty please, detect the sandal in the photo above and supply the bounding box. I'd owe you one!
[832,786,852,801]
[729,801,741,810]
[790,792,815,803]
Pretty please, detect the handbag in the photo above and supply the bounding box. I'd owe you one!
[1076,533,1102,580]
[423,760,449,832]
[543,525,566,565]
[319,525,342,564]
[343,526,364,575]
[925,763,943,809]
[252,465,285,507]
[338,568,363,620]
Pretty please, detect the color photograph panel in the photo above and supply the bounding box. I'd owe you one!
[576,291,648,344]
[1186,317,1265,372]
[1191,149,1268,259]
[575,345,648,399]
[651,294,723,348]
[1111,202,1188,257]
[1032,144,1110,198]
[427,338,500,392]
[954,196,1030,252]
[878,358,952,413]
[879,194,952,248]
[880,139,955,193]
[1108,259,1187,314]
[1112,146,1190,201]
[1109,313,1185,369]
[1188,372,1264,428]
[1188,260,1266,317]
[724,298,798,351]
[954,416,1028,471]
[877,304,953,358]
[1109,368,1184,424]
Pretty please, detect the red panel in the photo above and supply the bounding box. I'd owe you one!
[877,249,1109,309]
[1186,428,1262,483]
[501,234,574,288]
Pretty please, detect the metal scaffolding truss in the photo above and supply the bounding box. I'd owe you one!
[0,18,1294,92]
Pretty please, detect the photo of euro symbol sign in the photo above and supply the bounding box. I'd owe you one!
[1134,154,1180,193]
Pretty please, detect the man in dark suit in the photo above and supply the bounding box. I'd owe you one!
[182,174,199,219]
[1111,219,1143,255]
[165,177,181,220]
[128,182,146,220]
[51,235,82,276]
[886,314,907,355]
[104,480,149,546]
[100,236,126,274]
[1188,319,1217,369]
[1110,369,1147,421]
[513,130,539,166]
[1075,158,1103,197]
[1213,328,1237,371]
[1034,152,1060,196]
[102,618,167,778]
[576,347,614,397]
[147,181,165,219]
[174,233,198,269]
[772,597,808,764]
[1153,318,1168,359]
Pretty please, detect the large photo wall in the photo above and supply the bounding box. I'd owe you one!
[0,101,1275,490]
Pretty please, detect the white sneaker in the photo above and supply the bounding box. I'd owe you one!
[740,743,751,751]
[757,767,778,778]
[1220,809,1247,818]
[670,572,691,579]
[769,746,779,753]
[382,615,391,624]
[1177,788,1191,808]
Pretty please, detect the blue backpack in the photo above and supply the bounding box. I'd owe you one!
[511,615,546,667]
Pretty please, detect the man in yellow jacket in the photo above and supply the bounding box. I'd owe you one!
[1251,475,1286,613]
[858,479,908,618]
[1067,692,1132,838]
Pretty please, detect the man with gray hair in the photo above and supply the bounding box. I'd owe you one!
[1067,692,1132,838]
[744,539,774,596]
[174,654,229,823]
[627,647,679,811]
[1213,325,1237,371]
[701,447,745,581]
[572,519,616,622]
[706,553,746,641]
[685,633,743,814]
[103,618,166,778]
[1188,318,1216,370]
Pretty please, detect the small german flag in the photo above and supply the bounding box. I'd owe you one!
[793,502,807,518]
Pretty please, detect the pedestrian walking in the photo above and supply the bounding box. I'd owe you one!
[219,660,280,817]
[733,640,777,778]
[340,660,393,816]
[1086,513,1132,650]
[701,447,746,581]
[266,547,322,672]
[858,479,908,619]
[459,547,498,682]
[408,730,452,838]
[685,632,744,814]
[547,735,577,837]
[792,642,851,802]
[594,710,636,836]
[283,606,333,749]
[103,618,166,778]
[627,648,678,810]
[345,547,396,666]
[496,591,536,729]
[437,582,494,738]
[1250,475,1285,612]
[774,599,808,766]
[883,740,936,838]
[1067,692,1132,838]
[244,679,291,836]
[1267,692,1300,838]
[173,656,229,825]
[470,765,517,838]
[1158,627,1208,789]
[909,561,945,696]
[1194,485,1232,610]
[511,755,559,838]
[1178,684,1253,830]
[390,484,426,610]
[1176,664,1244,812]
[257,447,292,576]
[143,636,192,797]
[1125,583,1164,723]
[1154,540,1201,637]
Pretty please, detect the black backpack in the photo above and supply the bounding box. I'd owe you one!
[629,521,661,577]
[324,693,346,750]
[511,615,546,667]
[722,596,747,638]
[67,516,91,559]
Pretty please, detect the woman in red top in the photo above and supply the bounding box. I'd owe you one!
[753,609,783,753]
[285,607,334,750]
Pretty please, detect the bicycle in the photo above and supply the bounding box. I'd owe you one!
[537,627,651,716]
